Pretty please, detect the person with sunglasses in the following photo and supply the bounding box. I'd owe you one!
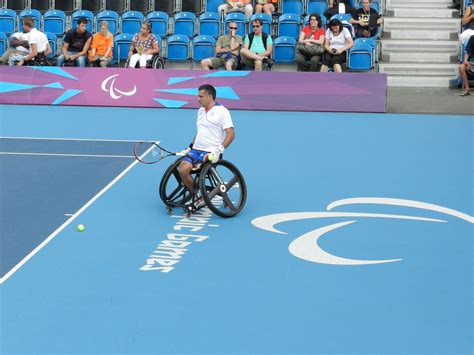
[240,18,273,71]
[201,22,243,71]
[218,0,253,21]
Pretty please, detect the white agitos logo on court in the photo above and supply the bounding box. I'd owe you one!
[252,198,473,266]
[101,74,137,100]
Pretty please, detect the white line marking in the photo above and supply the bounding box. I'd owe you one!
[0,152,134,158]
[0,144,154,285]
[64,214,74,217]
[0,136,144,143]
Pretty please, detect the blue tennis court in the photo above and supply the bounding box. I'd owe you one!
[0,104,472,354]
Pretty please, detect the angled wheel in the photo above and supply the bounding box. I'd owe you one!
[198,160,246,218]
[151,55,165,69]
[159,158,192,208]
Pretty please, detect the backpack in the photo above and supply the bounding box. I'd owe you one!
[247,32,269,51]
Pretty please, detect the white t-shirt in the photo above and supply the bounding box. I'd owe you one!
[28,28,49,53]
[12,32,29,52]
[193,104,234,152]
[326,27,352,50]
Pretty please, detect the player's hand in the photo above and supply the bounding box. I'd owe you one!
[209,145,224,163]
[176,147,191,156]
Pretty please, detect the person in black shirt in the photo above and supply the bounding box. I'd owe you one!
[324,0,356,20]
[57,18,92,67]
[350,0,382,38]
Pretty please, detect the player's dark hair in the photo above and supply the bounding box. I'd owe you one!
[77,17,88,26]
[199,84,216,100]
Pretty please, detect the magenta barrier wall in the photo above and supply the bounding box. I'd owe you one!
[0,67,387,112]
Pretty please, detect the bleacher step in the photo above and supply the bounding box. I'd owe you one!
[379,63,459,76]
[383,18,460,32]
[387,0,451,3]
[384,29,458,40]
[382,51,457,63]
[387,75,457,88]
[381,39,459,52]
[386,8,458,18]
[387,3,453,9]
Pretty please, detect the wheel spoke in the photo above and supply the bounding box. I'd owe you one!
[221,192,236,211]
[225,175,239,190]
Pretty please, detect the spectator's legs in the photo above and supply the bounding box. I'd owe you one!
[225,58,235,70]
[244,4,253,20]
[459,63,471,93]
[128,53,140,68]
[254,58,263,71]
[100,57,111,67]
[218,4,229,18]
[459,30,474,44]
[263,3,275,16]
[201,58,213,69]
[254,4,263,13]
[320,64,329,72]
[333,63,342,72]
[8,53,26,66]
[295,52,309,71]
[75,55,87,67]
[1,49,24,64]
[139,54,152,68]
[57,54,65,66]
[309,55,321,71]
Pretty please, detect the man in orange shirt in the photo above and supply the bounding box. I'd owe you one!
[89,21,113,67]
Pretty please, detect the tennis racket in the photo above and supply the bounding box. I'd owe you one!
[133,141,183,164]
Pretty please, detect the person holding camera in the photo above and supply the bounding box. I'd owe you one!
[320,18,353,73]
[200,22,243,71]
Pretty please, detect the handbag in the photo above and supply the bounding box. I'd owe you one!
[297,43,324,56]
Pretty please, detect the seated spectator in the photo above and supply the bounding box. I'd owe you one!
[460,3,474,43]
[240,18,273,71]
[127,22,160,68]
[13,17,51,66]
[57,18,92,67]
[458,35,474,96]
[320,18,353,73]
[1,30,29,65]
[254,0,277,17]
[296,13,326,71]
[89,21,114,67]
[350,0,382,38]
[201,22,243,70]
[325,0,356,20]
[218,1,253,21]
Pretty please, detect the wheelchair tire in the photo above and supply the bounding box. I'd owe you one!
[198,160,247,218]
[151,55,165,69]
[159,157,192,208]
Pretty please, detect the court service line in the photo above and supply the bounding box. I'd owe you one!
[0,144,156,285]
[0,136,144,143]
[0,152,135,158]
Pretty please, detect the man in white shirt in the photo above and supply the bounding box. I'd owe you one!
[177,84,235,208]
[13,17,51,66]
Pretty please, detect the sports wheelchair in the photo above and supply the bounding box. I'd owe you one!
[159,156,247,218]
[24,52,52,66]
[125,53,165,69]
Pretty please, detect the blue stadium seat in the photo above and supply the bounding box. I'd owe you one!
[273,36,296,63]
[224,12,246,37]
[43,9,66,36]
[0,9,17,35]
[0,32,7,57]
[304,14,327,29]
[307,0,328,16]
[146,11,169,37]
[282,0,304,15]
[205,0,226,13]
[192,35,216,61]
[121,11,144,35]
[45,31,57,58]
[19,9,41,31]
[167,34,190,61]
[72,10,94,32]
[96,10,119,34]
[330,13,352,23]
[347,37,375,71]
[173,12,196,37]
[278,14,301,39]
[248,13,272,35]
[113,32,134,65]
[198,12,220,37]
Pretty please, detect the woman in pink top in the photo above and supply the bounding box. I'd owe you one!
[296,13,326,71]
[127,22,160,68]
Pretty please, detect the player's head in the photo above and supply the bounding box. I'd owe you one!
[76,18,88,33]
[198,84,216,108]
[22,17,35,32]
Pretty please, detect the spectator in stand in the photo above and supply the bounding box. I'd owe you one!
[89,21,114,67]
[240,18,273,71]
[254,0,278,17]
[320,18,353,73]
[458,35,474,96]
[12,17,51,66]
[350,0,382,38]
[201,22,243,70]
[295,13,325,71]
[218,1,253,21]
[460,3,474,43]
[1,30,29,65]
[127,22,160,68]
[57,18,92,67]
[325,0,356,20]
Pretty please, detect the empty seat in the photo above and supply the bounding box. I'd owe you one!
[43,9,66,36]
[167,34,190,61]
[278,14,301,38]
[45,31,57,58]
[281,0,304,15]
[173,12,196,37]
[81,0,102,12]
[307,0,328,16]
[121,11,144,34]
[0,32,7,57]
[248,13,272,35]
[205,0,226,13]
[146,11,169,37]
[96,10,119,34]
[192,34,216,61]
[113,32,134,64]
[0,9,17,35]
[31,0,50,11]
[72,10,94,32]
[273,36,296,63]
[19,9,41,31]
[198,12,220,37]
[224,12,246,37]
[347,37,375,71]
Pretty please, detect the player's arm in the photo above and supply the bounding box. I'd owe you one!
[222,127,235,148]
[17,43,37,65]
[462,6,473,26]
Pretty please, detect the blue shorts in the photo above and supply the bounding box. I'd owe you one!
[182,149,209,166]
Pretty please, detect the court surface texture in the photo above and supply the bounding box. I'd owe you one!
[0,104,472,354]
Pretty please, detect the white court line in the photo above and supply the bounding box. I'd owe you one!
[0,136,146,143]
[0,152,135,158]
[0,144,155,285]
